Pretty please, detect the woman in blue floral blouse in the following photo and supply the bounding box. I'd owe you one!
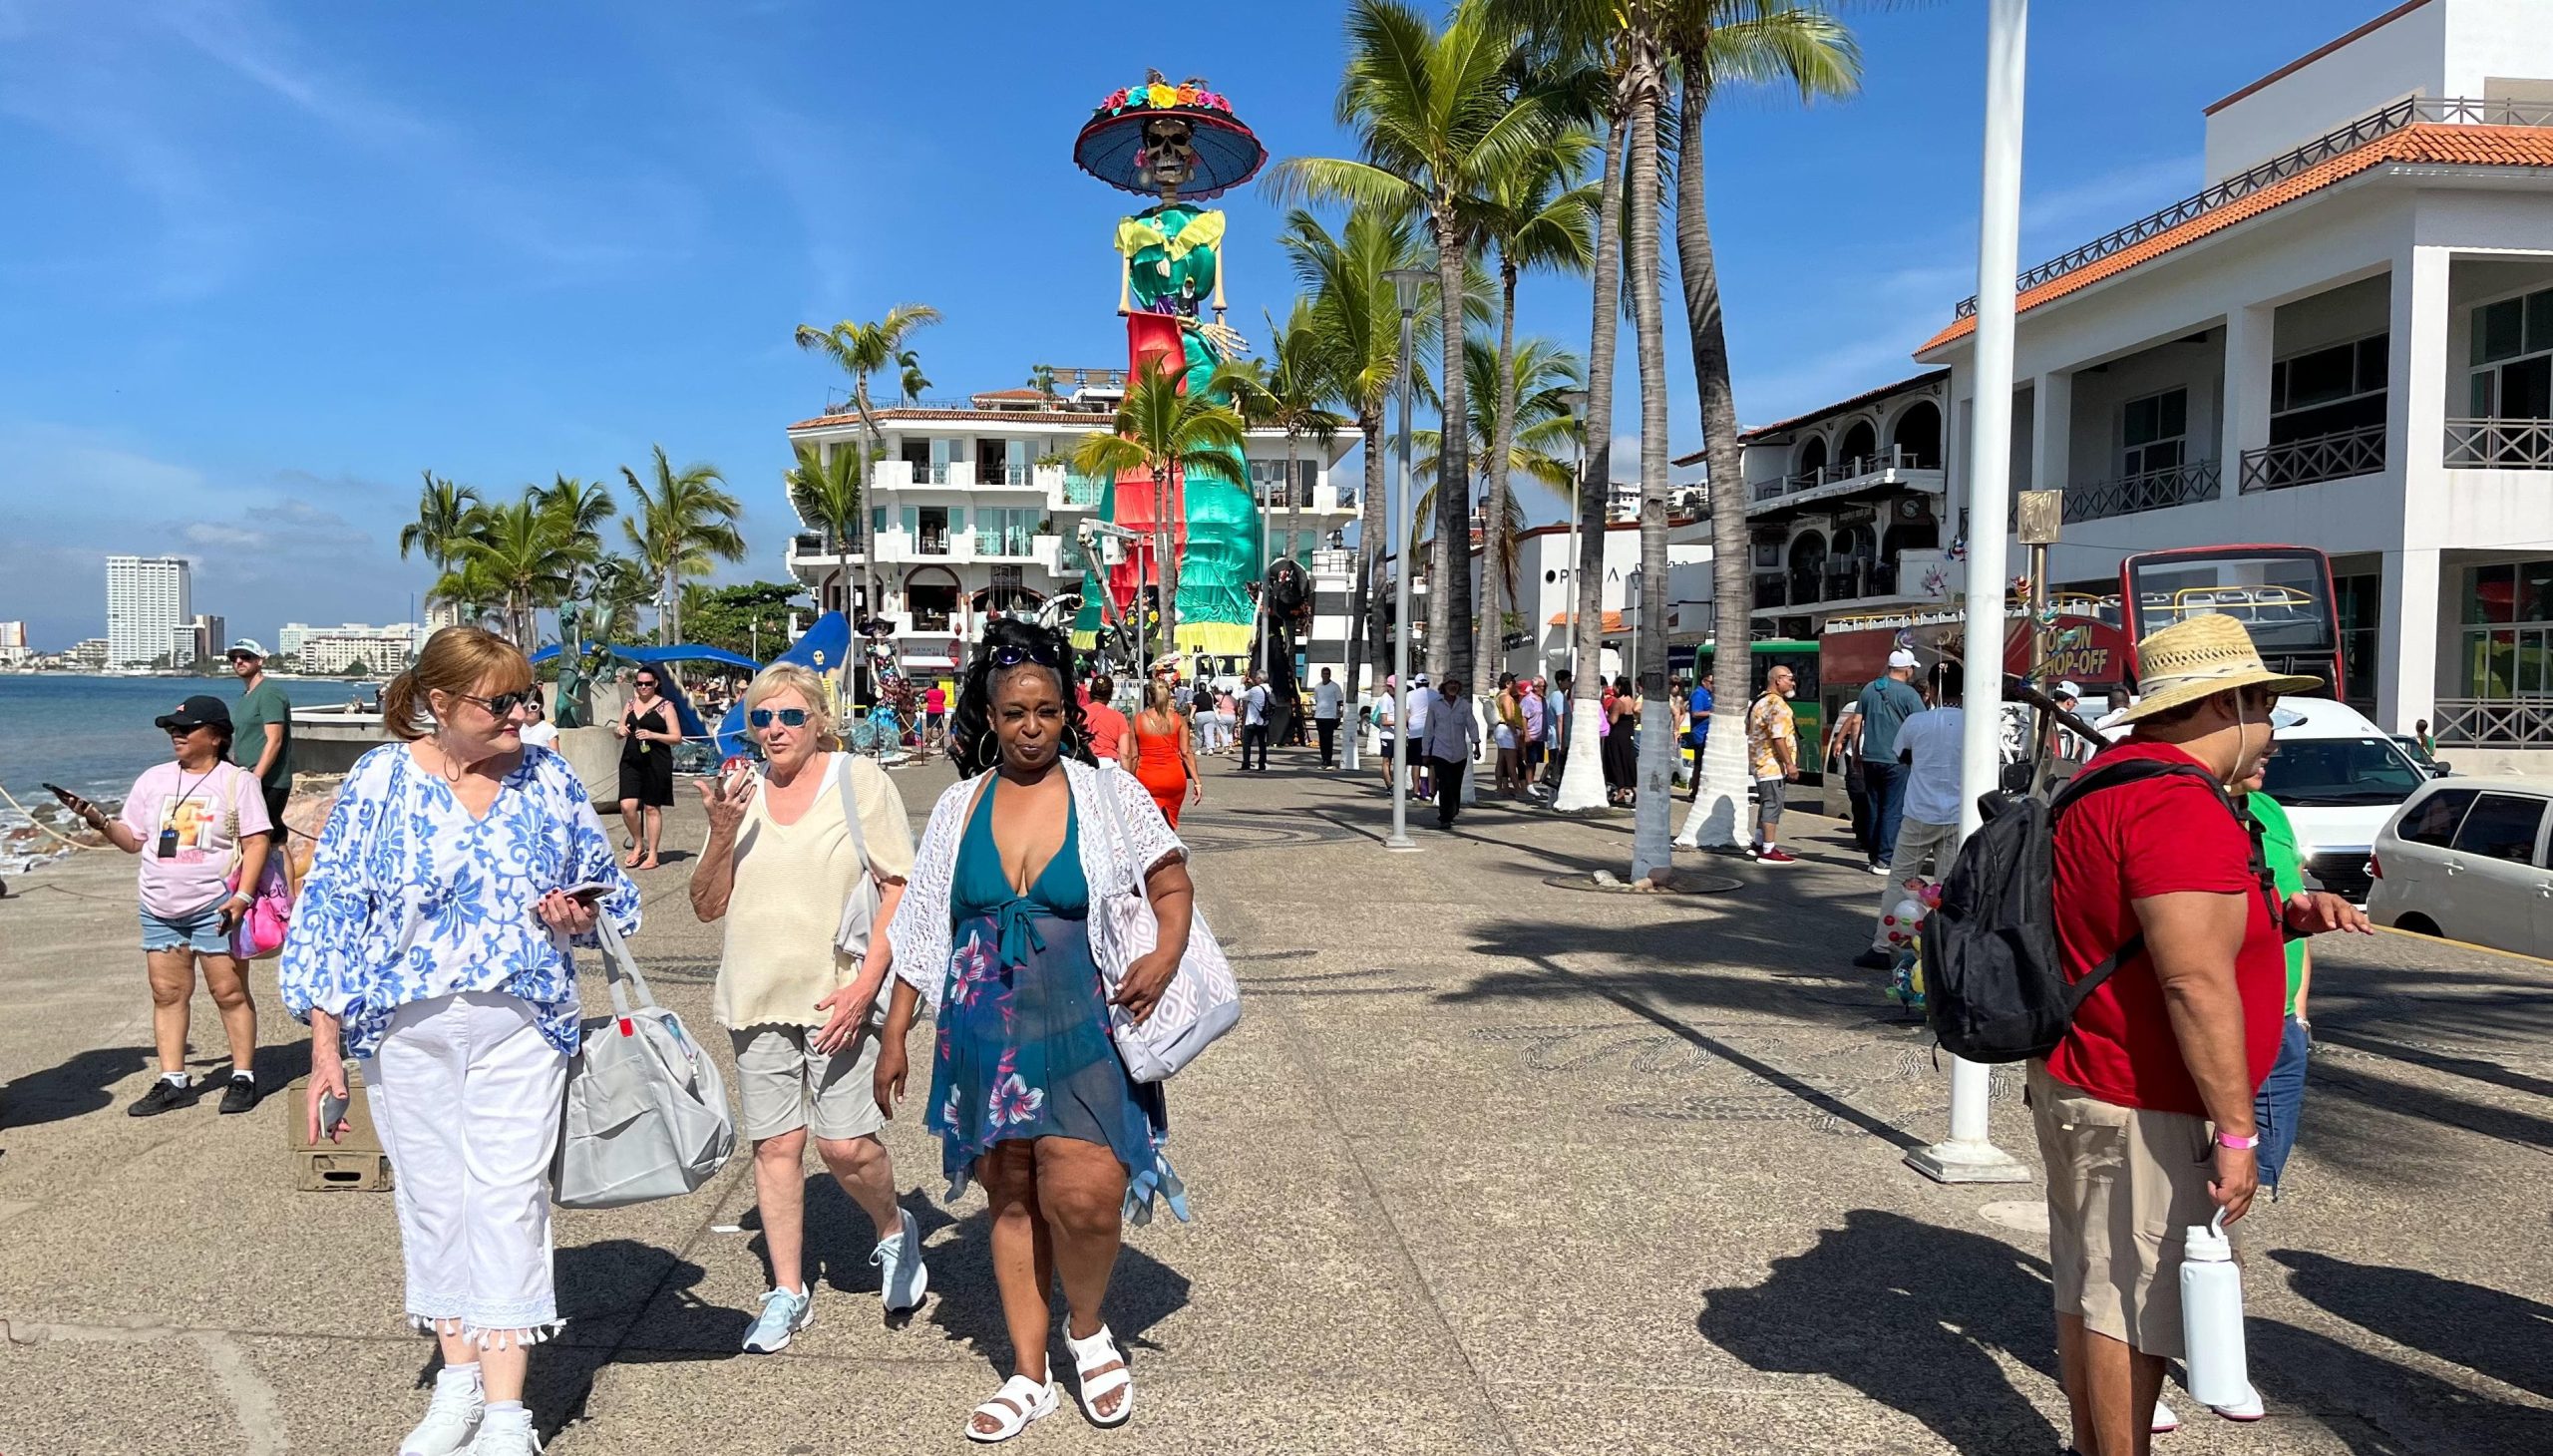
[281,627,638,1456]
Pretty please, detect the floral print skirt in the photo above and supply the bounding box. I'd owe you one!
[924,910,1188,1223]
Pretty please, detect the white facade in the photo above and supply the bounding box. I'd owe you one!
[1909,0,2553,769]
[782,375,1358,676]
[0,621,26,666]
[105,555,189,667]
[1482,517,1714,683]
[285,622,425,675]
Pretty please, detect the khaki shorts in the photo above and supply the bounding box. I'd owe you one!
[2027,1060,2221,1359]
[730,1025,887,1144]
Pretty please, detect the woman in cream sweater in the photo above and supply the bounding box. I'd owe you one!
[689,663,929,1352]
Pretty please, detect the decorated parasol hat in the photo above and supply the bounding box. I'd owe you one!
[1074,72,1267,200]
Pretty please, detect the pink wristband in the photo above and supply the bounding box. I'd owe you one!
[2214,1131,2259,1150]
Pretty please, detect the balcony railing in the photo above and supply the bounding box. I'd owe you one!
[2239,425,2387,492]
[2444,417,2553,470]
[2435,696,2553,747]
[913,534,950,555]
[1780,446,1937,496]
[972,531,1040,559]
[1955,97,2553,318]
[1752,575,1788,610]
[1062,471,1107,507]
[2063,460,2223,523]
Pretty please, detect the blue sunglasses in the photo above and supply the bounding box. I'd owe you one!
[749,707,811,729]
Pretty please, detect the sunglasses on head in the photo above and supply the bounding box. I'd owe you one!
[989,642,1063,670]
[460,690,537,717]
[749,707,811,729]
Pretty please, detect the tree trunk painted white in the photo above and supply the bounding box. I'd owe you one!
[1552,699,1609,812]
[1554,107,1628,818]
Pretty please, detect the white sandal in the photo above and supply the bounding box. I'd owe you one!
[1065,1322,1135,1428]
[965,1374,1057,1444]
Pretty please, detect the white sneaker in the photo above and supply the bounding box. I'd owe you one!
[741,1284,815,1353]
[464,1410,543,1455]
[399,1372,484,1456]
[2210,1384,2265,1421]
[2150,1398,2180,1434]
[873,1207,930,1312]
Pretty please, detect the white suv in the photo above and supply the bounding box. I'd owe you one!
[2367,778,2553,956]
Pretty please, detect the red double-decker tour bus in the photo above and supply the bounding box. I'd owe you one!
[2113,545,2345,700]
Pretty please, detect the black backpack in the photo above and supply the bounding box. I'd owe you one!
[1922,758,2247,1063]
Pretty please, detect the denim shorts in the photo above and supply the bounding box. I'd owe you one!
[140,902,231,955]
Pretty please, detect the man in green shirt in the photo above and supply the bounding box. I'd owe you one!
[227,639,293,826]
[2243,757,2312,1196]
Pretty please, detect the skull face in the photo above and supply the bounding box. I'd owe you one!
[1138,117,1197,191]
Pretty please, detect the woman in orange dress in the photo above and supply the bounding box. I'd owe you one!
[1129,679,1203,828]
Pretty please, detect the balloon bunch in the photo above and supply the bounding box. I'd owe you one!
[1877,875,1946,1013]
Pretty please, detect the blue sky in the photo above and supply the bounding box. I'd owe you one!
[0,0,2375,650]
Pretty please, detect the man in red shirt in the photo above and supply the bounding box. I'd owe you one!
[2034,613,2367,1453]
[1081,674,1130,767]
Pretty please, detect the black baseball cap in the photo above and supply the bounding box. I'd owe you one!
[155,695,233,731]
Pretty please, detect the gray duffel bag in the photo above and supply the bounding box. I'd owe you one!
[551,918,735,1210]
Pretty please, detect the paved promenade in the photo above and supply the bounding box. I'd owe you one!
[2,745,2549,1454]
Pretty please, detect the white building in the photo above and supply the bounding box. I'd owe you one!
[69,638,110,668]
[782,369,1359,678]
[105,555,189,667]
[0,621,26,666]
[286,622,425,675]
[1469,497,1715,683]
[170,612,226,667]
[1895,0,2553,772]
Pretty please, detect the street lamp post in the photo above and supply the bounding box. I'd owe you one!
[1908,0,2031,1187]
[1383,262,1433,852]
[1557,388,1591,695]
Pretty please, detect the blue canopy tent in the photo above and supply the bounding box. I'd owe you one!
[712,611,854,759]
[532,641,762,755]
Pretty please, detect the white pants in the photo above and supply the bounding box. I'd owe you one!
[1201,714,1231,753]
[361,991,569,1347]
[1872,818,1967,951]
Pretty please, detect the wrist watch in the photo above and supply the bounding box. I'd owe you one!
[2214,1131,2260,1150]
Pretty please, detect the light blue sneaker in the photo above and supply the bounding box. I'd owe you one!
[741,1285,813,1353]
[872,1208,929,1312]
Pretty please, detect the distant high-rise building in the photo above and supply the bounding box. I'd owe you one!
[0,620,27,666]
[293,622,426,675]
[170,612,227,666]
[106,555,190,667]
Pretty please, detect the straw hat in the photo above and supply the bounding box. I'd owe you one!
[2113,613,2322,724]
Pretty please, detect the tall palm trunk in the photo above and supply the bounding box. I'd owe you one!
[1629,74,1675,878]
[1476,259,1522,705]
[854,377,886,705]
[1428,214,1473,685]
[1345,412,1386,700]
[1674,77,1754,849]
[1555,109,1629,813]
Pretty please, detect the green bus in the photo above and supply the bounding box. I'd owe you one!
[1670,637,1823,785]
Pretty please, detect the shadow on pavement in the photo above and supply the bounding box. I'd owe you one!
[2246,1313,2547,1456]
[0,1044,153,1129]
[1696,1209,2061,1452]
[917,1202,1193,1378]
[2270,1250,2553,1401]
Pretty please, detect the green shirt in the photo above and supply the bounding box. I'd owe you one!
[232,678,294,790]
[2247,790,2306,1011]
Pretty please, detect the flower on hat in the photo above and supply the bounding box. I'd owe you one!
[1176,85,1198,105]
[1149,83,1177,108]
[1105,89,1127,111]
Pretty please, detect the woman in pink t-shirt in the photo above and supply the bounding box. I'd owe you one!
[55,693,274,1117]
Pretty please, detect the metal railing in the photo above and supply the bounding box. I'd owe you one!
[1752,575,1789,610]
[1776,446,1937,497]
[2062,459,2223,522]
[2435,696,2553,747]
[1063,472,1107,506]
[971,531,1040,559]
[2444,417,2553,470]
[2239,424,2387,492]
[1955,98,2553,318]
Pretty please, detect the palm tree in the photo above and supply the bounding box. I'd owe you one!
[428,554,508,637]
[1070,360,1255,658]
[1276,204,1437,699]
[795,304,942,680]
[458,496,585,649]
[1027,363,1061,408]
[1246,300,1348,682]
[1267,0,1558,685]
[402,471,482,614]
[898,348,931,405]
[1474,123,1600,692]
[785,441,866,623]
[1414,334,1585,603]
[619,445,745,644]
[1667,1,1861,850]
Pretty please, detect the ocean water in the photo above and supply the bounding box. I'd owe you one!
[0,674,369,827]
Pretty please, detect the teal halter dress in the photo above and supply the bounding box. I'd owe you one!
[927,777,1188,1222]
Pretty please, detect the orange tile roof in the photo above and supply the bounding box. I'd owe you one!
[1917,124,2553,356]
[1548,608,1631,634]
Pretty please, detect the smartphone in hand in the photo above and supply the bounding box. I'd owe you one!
[318,1089,350,1142]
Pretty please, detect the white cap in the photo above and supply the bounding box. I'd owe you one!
[1887,648,1919,669]
[2055,679,2083,698]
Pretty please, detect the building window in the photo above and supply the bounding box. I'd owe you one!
[2270,332,2387,444]
[2457,559,2553,699]
[2468,286,2553,420]
[2335,572,2378,712]
[2121,388,2186,477]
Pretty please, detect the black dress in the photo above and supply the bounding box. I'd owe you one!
[618,702,675,806]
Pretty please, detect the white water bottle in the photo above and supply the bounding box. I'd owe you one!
[2180,1210,2251,1407]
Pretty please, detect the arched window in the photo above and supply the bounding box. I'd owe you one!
[1788,530,1828,601]
[1891,400,1943,469]
[1838,420,1877,469]
[1795,436,1829,480]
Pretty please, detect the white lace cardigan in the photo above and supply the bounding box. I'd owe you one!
[887,759,1187,1012]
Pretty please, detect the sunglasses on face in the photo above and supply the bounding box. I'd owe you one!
[635,679,659,689]
[459,691,537,717]
[749,707,811,729]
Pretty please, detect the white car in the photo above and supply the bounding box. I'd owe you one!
[2258,698,2430,903]
[2367,777,2553,956]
